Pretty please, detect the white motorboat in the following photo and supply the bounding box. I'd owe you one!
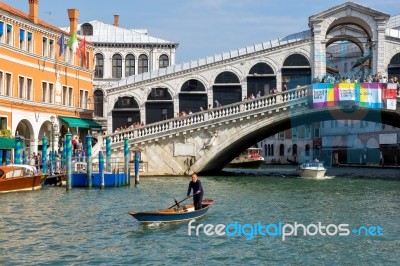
[297,161,327,179]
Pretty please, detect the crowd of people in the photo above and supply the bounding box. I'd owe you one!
[314,73,400,94]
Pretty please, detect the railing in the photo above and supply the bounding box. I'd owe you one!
[104,85,309,147]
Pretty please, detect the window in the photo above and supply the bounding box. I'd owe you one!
[112,54,122,78]
[0,21,4,42]
[138,54,148,74]
[79,89,89,109]
[42,37,48,56]
[18,76,24,99]
[5,73,12,96]
[94,89,104,117]
[49,39,54,58]
[125,54,135,76]
[292,127,298,139]
[81,23,93,36]
[95,54,104,78]
[0,71,3,95]
[159,54,169,68]
[0,117,7,130]
[49,83,54,103]
[19,29,25,49]
[68,87,73,106]
[314,128,320,138]
[27,32,33,52]
[279,144,284,156]
[6,24,12,45]
[27,78,32,100]
[42,82,47,102]
[305,144,310,156]
[278,131,284,139]
[62,86,67,105]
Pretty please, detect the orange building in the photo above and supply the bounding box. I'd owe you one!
[0,0,99,160]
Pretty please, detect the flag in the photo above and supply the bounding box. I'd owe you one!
[67,33,78,56]
[57,33,65,56]
[78,37,87,61]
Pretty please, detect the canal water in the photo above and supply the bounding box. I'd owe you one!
[0,166,399,265]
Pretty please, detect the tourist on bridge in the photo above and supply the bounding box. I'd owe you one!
[187,173,204,210]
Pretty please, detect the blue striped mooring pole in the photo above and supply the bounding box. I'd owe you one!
[66,130,72,191]
[86,131,93,188]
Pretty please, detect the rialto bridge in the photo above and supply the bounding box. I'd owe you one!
[92,2,400,175]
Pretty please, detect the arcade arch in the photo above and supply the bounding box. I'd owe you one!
[179,79,208,113]
[213,71,241,106]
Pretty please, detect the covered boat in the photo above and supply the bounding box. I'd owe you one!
[129,199,214,225]
[297,161,327,179]
[0,164,46,193]
[228,147,265,169]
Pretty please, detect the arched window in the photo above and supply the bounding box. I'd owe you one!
[112,54,122,78]
[94,89,104,117]
[80,23,93,36]
[270,144,274,156]
[280,144,284,156]
[305,144,310,156]
[138,54,148,74]
[94,53,104,78]
[159,54,169,68]
[125,54,135,77]
[292,144,298,156]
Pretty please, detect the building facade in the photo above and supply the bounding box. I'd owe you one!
[0,1,96,163]
[64,15,179,131]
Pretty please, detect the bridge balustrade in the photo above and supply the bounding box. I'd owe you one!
[104,85,309,147]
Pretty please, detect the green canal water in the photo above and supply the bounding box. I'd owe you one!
[0,166,399,265]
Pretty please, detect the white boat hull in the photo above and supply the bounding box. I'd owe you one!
[297,168,327,179]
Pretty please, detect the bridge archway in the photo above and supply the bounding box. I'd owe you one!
[179,79,208,113]
[145,87,173,124]
[247,62,276,97]
[213,71,241,105]
[281,54,311,90]
[388,52,400,80]
[199,107,400,174]
[112,96,140,131]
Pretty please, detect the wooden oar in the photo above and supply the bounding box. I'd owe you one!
[167,193,198,209]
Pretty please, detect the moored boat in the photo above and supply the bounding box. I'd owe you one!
[0,164,47,193]
[129,199,214,225]
[297,161,327,179]
[228,147,265,169]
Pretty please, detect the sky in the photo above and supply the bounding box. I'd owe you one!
[3,0,400,64]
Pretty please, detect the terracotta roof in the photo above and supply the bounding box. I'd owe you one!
[0,2,71,37]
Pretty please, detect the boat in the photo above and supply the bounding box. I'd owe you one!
[128,199,214,225]
[228,147,265,169]
[297,161,327,179]
[0,164,47,193]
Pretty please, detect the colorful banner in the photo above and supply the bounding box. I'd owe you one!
[359,83,382,108]
[382,83,397,110]
[312,83,396,110]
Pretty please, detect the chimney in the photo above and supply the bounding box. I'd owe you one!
[113,14,119,27]
[68,8,79,34]
[28,0,39,24]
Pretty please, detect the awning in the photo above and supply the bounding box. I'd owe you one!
[352,54,372,69]
[59,117,102,129]
[0,137,16,149]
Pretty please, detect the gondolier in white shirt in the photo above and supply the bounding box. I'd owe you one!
[187,173,204,210]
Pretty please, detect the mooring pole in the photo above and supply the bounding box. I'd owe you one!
[66,130,72,191]
[86,131,93,188]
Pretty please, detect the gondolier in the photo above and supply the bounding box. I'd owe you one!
[187,173,204,210]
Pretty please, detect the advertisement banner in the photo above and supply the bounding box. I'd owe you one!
[312,83,392,109]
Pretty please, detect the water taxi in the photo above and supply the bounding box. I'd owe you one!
[228,147,265,169]
[297,161,327,179]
